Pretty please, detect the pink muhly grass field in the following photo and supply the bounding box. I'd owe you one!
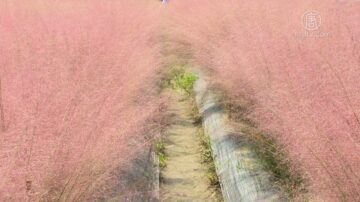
[0,0,162,200]
[168,0,360,201]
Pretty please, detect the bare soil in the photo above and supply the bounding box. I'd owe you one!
[160,90,220,201]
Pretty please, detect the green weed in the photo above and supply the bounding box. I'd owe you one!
[155,140,166,168]
[161,67,198,96]
[172,71,197,95]
[199,129,221,187]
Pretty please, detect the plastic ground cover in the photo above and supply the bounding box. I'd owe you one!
[194,71,283,202]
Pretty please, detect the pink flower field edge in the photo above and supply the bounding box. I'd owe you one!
[167,0,360,201]
[0,0,163,200]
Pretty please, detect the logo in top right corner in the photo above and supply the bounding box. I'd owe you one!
[302,10,322,31]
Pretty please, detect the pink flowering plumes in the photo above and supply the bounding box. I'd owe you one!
[0,0,162,200]
[167,0,360,201]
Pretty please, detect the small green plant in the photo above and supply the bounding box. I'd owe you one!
[199,129,221,187]
[162,67,198,96]
[161,67,182,89]
[172,71,198,95]
[206,163,219,186]
[155,140,166,168]
[158,153,166,168]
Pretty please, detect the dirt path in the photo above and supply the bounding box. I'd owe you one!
[160,91,219,201]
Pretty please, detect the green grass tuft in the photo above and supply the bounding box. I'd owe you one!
[155,140,167,168]
[198,129,221,187]
[161,67,198,96]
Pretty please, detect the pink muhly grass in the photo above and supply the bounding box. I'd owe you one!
[167,0,360,201]
[0,0,162,201]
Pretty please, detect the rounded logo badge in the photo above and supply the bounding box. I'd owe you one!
[302,11,322,31]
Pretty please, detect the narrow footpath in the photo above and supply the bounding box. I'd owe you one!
[160,91,220,201]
